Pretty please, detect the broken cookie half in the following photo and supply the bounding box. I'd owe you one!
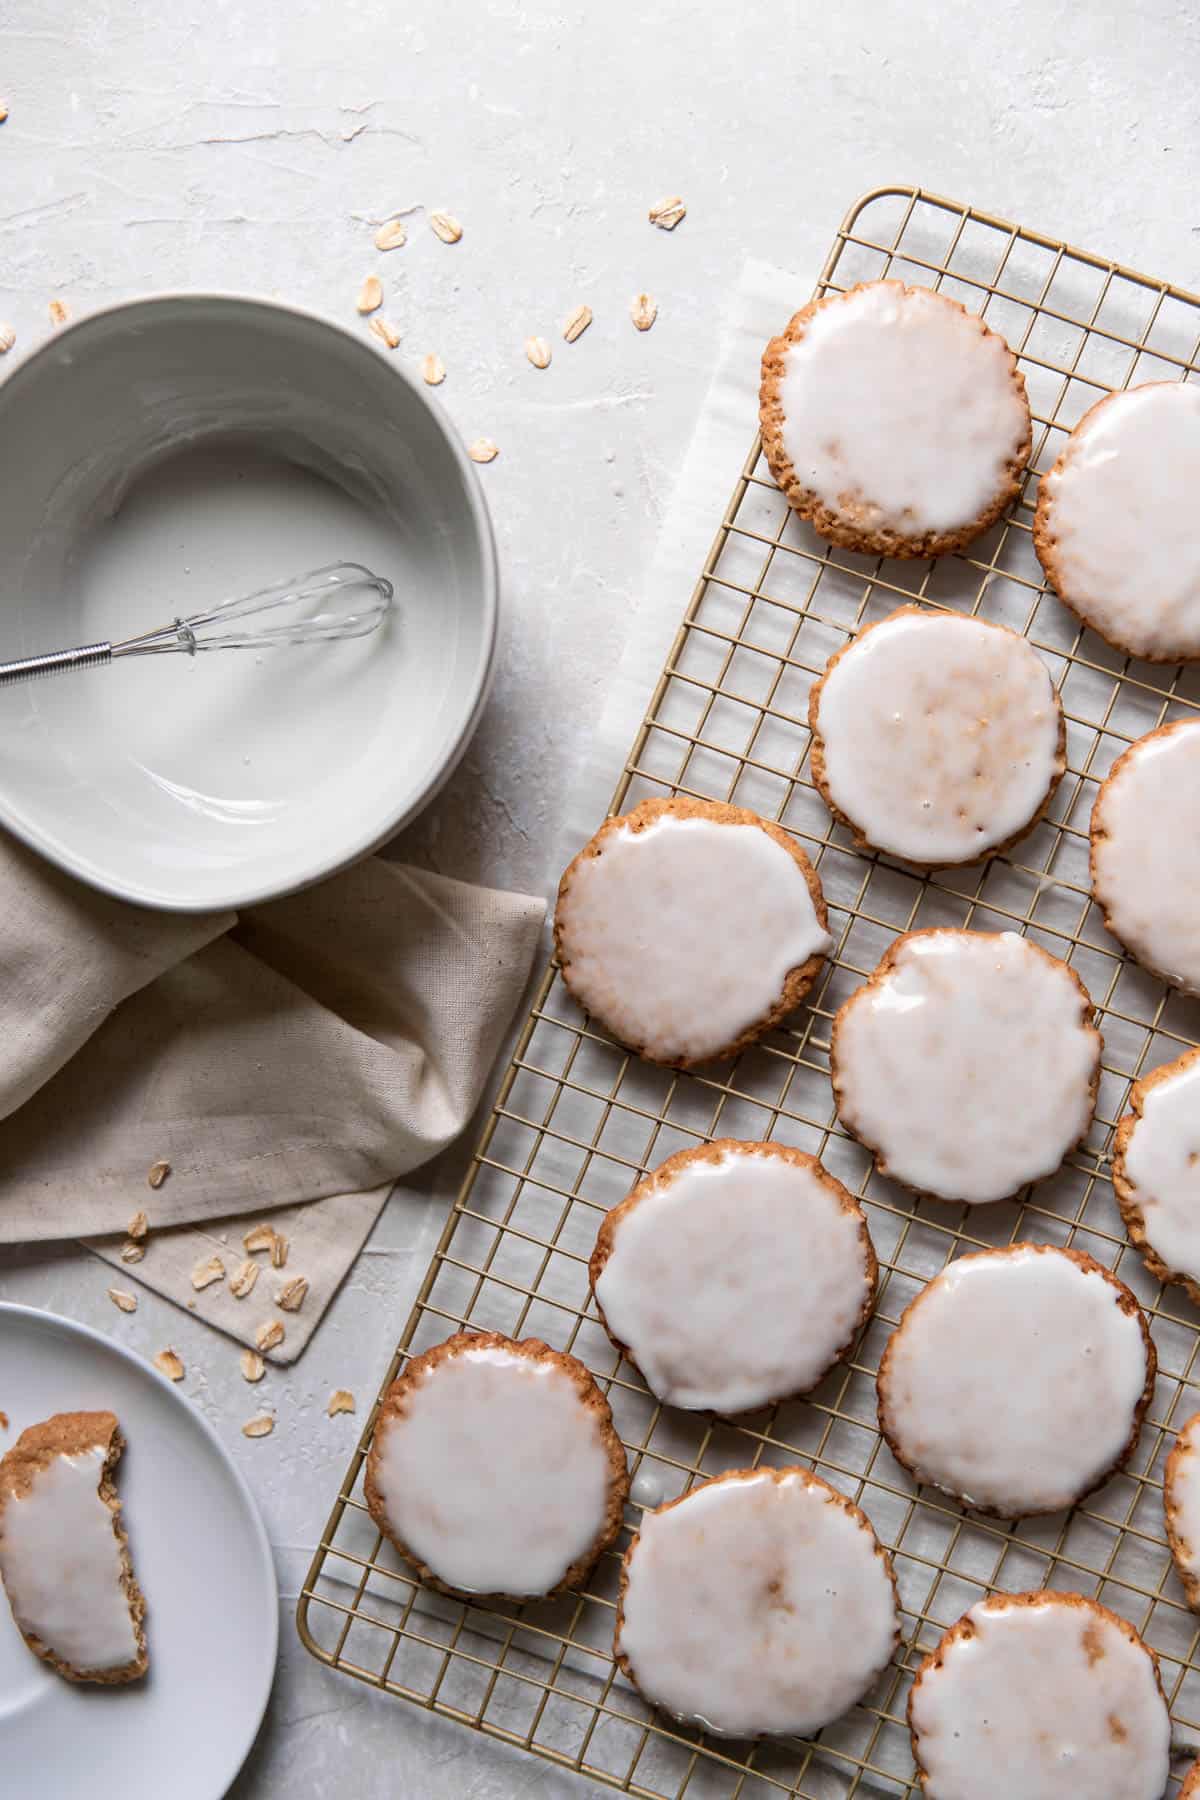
[0,1409,148,1684]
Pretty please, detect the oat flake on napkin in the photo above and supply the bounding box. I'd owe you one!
[0,834,544,1361]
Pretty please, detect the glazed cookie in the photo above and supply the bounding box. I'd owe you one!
[1113,1045,1200,1304]
[614,1466,899,1738]
[0,1411,148,1685]
[877,1244,1154,1517]
[760,280,1031,559]
[908,1590,1171,1800]
[1185,1763,1200,1800]
[830,929,1100,1204]
[590,1140,876,1414]
[1164,1410,1200,1610]
[1090,719,1200,994]
[554,797,831,1068]
[364,1332,629,1600]
[1034,381,1200,661]
[809,606,1065,865]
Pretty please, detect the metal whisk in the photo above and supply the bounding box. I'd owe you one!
[0,561,394,687]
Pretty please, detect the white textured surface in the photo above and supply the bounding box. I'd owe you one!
[0,0,1197,1793]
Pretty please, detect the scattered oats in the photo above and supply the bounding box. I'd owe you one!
[242,1414,275,1439]
[0,325,14,354]
[429,210,462,244]
[191,1254,226,1291]
[119,1240,145,1265]
[420,352,445,386]
[563,303,593,343]
[147,1160,171,1190]
[356,274,383,315]
[468,437,499,464]
[648,195,687,231]
[525,335,552,370]
[631,292,658,332]
[229,1259,260,1300]
[243,1222,276,1255]
[128,1209,150,1240]
[277,1275,308,1313]
[369,316,401,349]
[240,1349,266,1384]
[48,299,69,329]
[154,1348,184,1382]
[107,1288,137,1314]
[270,1231,289,1270]
[373,218,408,252]
[328,1389,356,1417]
[255,1318,286,1353]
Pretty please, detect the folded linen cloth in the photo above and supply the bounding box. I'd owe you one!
[0,833,544,1360]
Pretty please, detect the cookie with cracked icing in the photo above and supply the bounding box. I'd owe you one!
[1113,1044,1200,1306]
[830,928,1101,1205]
[1034,380,1200,661]
[590,1139,876,1414]
[877,1243,1154,1518]
[1090,719,1200,995]
[364,1331,629,1601]
[554,796,831,1068]
[760,280,1031,559]
[614,1465,899,1738]
[809,605,1065,866]
[1164,1410,1200,1611]
[908,1590,1171,1800]
[0,1410,148,1684]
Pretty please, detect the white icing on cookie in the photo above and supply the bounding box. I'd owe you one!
[1091,721,1200,994]
[812,609,1063,865]
[1038,382,1200,660]
[593,1143,874,1413]
[910,1593,1171,1800]
[616,1467,898,1737]
[831,930,1099,1204]
[368,1340,620,1597]
[774,282,1029,540]
[0,1446,138,1673]
[1165,1411,1200,1606]
[556,808,831,1065]
[1119,1049,1200,1291]
[879,1245,1150,1516]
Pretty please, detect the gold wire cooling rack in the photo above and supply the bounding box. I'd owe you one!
[298,186,1200,1798]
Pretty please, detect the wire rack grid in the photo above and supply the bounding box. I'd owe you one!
[298,185,1200,1800]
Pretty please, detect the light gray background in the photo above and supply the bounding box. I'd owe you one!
[2,2,1199,1794]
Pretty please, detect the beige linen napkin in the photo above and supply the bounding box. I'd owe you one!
[0,834,544,1361]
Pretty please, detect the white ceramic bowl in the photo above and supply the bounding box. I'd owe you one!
[0,295,497,911]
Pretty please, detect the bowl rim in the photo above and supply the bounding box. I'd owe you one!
[0,290,499,914]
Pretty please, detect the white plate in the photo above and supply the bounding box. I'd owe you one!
[0,295,498,911]
[0,1303,277,1797]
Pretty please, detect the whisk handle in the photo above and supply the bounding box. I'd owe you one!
[0,643,112,687]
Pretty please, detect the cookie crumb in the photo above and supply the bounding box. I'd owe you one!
[107,1288,137,1314]
[154,1348,184,1382]
[327,1389,356,1417]
[0,1412,8,1432]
